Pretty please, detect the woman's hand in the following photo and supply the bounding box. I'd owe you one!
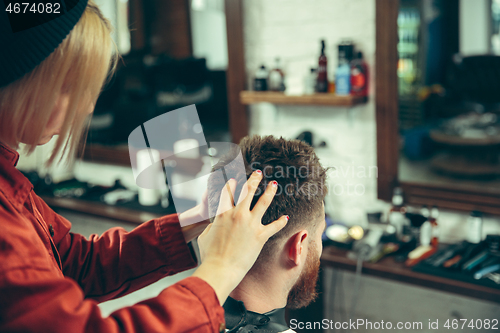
[192,170,288,305]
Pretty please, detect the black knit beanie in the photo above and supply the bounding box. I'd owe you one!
[0,0,89,88]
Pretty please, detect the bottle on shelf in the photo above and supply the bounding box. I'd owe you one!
[419,206,431,245]
[388,187,408,240]
[406,205,438,267]
[389,187,406,214]
[338,40,355,63]
[429,205,439,247]
[350,51,369,100]
[253,65,268,91]
[335,50,351,96]
[315,40,328,93]
[466,211,483,244]
[328,72,336,93]
[268,58,286,92]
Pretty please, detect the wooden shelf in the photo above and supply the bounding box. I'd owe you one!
[42,196,163,225]
[240,91,366,106]
[321,246,500,304]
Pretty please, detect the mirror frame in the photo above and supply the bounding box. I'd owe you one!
[376,0,500,214]
[224,0,249,144]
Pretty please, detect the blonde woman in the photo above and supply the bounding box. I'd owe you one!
[0,1,288,332]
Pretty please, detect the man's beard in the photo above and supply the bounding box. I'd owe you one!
[286,241,321,309]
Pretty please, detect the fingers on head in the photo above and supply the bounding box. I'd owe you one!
[251,180,278,216]
[238,170,263,206]
[263,215,289,239]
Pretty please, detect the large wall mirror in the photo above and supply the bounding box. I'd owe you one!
[83,0,247,164]
[377,0,500,214]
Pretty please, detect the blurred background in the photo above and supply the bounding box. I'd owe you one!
[15,0,500,331]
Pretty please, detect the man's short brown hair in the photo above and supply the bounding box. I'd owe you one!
[207,135,327,264]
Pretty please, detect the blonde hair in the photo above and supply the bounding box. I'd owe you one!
[0,1,118,166]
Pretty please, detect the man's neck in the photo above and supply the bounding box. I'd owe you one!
[229,271,292,314]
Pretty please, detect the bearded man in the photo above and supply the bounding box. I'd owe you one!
[206,135,328,333]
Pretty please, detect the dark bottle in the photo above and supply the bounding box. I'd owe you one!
[338,40,354,62]
[350,51,369,100]
[253,65,268,91]
[316,40,328,93]
[429,206,439,247]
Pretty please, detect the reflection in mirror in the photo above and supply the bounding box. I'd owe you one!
[85,0,231,164]
[397,0,500,196]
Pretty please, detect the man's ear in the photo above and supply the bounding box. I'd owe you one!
[287,230,308,266]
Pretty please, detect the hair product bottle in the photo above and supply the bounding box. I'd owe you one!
[467,211,483,244]
[335,50,351,95]
[253,65,268,91]
[316,40,328,93]
[429,206,439,247]
[388,187,408,240]
[405,205,439,267]
[350,51,369,100]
